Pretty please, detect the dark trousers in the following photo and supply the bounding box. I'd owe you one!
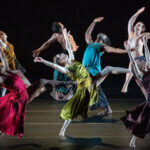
[91,84,109,110]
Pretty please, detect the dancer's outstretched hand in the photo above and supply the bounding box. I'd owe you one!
[32,50,40,58]
[34,57,44,63]
[137,7,145,14]
[94,17,104,23]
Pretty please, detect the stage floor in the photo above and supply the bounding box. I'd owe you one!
[0,99,149,150]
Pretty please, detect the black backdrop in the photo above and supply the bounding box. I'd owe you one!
[0,0,150,98]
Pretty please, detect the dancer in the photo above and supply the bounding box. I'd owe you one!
[0,43,30,138]
[32,22,78,57]
[0,31,26,96]
[0,31,26,73]
[34,28,130,137]
[121,39,150,148]
[121,7,147,93]
[32,22,78,100]
[82,17,128,115]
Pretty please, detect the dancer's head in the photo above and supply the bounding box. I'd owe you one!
[96,33,111,46]
[135,56,147,72]
[53,53,68,66]
[52,22,64,34]
[0,31,7,43]
[134,22,145,34]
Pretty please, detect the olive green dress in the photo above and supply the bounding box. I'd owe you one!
[60,61,98,120]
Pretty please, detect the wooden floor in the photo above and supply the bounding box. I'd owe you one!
[0,98,150,150]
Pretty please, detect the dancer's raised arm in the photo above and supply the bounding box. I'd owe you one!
[128,7,145,36]
[32,34,58,57]
[34,57,69,74]
[62,28,74,61]
[85,17,104,44]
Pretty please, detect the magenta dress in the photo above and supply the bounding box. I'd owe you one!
[121,70,150,139]
[0,72,28,138]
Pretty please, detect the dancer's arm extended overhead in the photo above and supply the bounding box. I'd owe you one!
[128,7,145,36]
[85,17,104,44]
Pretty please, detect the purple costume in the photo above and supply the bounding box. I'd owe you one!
[121,70,150,139]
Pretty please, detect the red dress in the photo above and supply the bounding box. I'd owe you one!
[0,72,28,138]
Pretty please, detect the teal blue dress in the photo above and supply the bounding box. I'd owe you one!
[82,42,102,76]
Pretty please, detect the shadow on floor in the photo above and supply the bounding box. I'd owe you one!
[49,136,121,150]
[72,115,119,123]
[7,143,41,149]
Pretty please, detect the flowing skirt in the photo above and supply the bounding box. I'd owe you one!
[60,86,97,120]
[121,101,150,139]
[0,91,28,138]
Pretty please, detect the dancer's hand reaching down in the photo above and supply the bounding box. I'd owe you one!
[124,41,130,51]
[34,57,44,63]
[93,17,104,23]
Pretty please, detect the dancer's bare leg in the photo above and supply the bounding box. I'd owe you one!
[130,135,137,147]
[28,79,76,103]
[96,66,131,86]
[59,120,71,137]
[27,79,46,103]
[28,79,51,103]
[50,81,76,101]
[121,63,133,93]
[50,87,74,101]
[94,66,130,115]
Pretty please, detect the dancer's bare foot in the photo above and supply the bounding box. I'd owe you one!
[129,136,136,148]
[59,131,65,137]
[121,85,128,93]
[98,109,112,116]
[59,132,66,141]
[0,131,4,137]
[129,141,136,148]
[40,86,46,94]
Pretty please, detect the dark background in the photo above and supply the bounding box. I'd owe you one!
[1,0,150,99]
